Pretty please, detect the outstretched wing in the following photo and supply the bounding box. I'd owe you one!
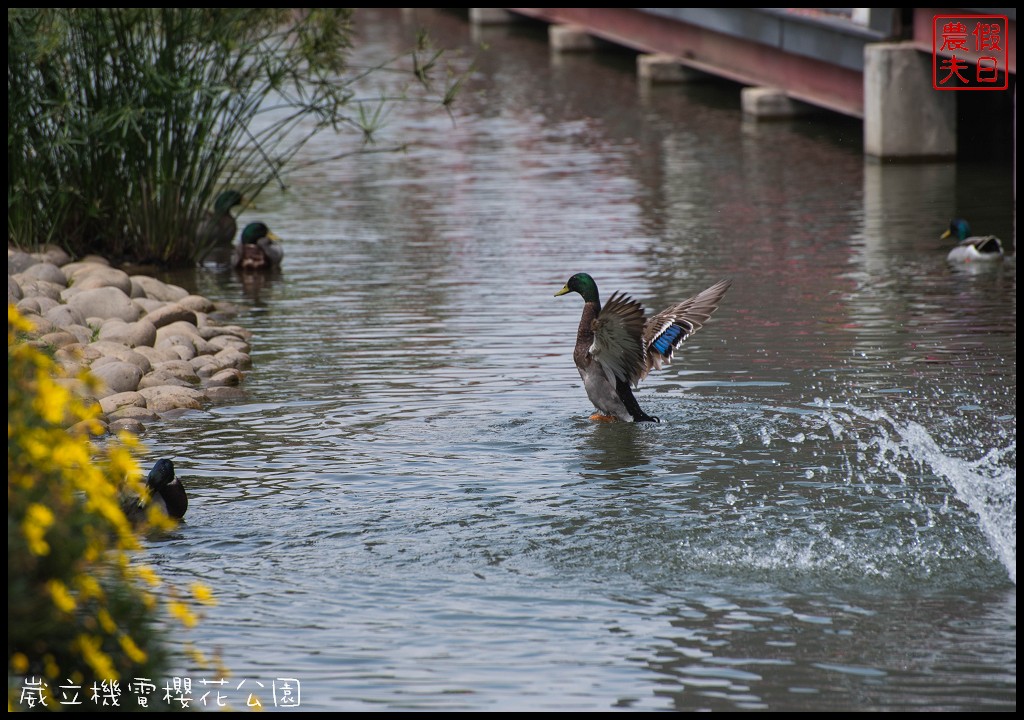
[640,279,731,381]
[591,291,647,386]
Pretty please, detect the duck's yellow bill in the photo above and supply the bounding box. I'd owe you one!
[940,229,952,239]
[554,285,570,297]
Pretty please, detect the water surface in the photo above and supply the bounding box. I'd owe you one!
[142,9,1014,712]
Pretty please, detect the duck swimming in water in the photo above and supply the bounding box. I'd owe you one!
[942,218,1004,264]
[122,458,188,524]
[231,222,284,271]
[555,274,731,422]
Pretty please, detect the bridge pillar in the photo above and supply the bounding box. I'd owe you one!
[469,9,518,26]
[741,87,816,119]
[864,42,956,159]
[549,24,600,52]
[637,53,707,84]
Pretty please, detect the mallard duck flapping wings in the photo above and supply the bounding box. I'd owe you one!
[232,222,284,270]
[122,458,188,524]
[942,218,1004,263]
[555,274,731,422]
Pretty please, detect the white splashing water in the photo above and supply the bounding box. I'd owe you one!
[838,404,1016,584]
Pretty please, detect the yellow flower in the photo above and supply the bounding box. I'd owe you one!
[43,655,60,683]
[34,372,73,425]
[168,600,198,628]
[48,579,77,613]
[97,608,117,634]
[133,565,163,589]
[8,304,34,333]
[118,634,148,664]
[187,646,210,667]
[75,634,118,681]
[52,437,91,473]
[23,502,55,556]
[108,444,140,480]
[192,583,217,606]
[74,573,104,601]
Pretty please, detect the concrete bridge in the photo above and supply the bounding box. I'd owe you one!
[469,8,1016,160]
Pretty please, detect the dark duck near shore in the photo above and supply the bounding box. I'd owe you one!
[122,458,188,524]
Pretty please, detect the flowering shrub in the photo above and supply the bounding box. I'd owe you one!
[8,306,214,711]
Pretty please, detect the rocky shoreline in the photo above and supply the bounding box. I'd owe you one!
[9,244,252,436]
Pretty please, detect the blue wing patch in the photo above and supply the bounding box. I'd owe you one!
[652,323,691,355]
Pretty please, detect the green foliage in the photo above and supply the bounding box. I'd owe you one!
[8,9,459,267]
[8,306,215,711]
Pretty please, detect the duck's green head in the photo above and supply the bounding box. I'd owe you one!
[240,222,280,245]
[555,273,600,303]
[214,190,244,215]
[942,218,971,241]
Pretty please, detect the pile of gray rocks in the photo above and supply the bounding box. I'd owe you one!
[10,245,253,435]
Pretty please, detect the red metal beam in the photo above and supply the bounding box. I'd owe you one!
[509,8,865,117]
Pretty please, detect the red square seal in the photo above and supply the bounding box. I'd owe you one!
[933,14,1009,90]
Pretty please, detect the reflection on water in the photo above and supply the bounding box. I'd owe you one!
[140,9,1015,712]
